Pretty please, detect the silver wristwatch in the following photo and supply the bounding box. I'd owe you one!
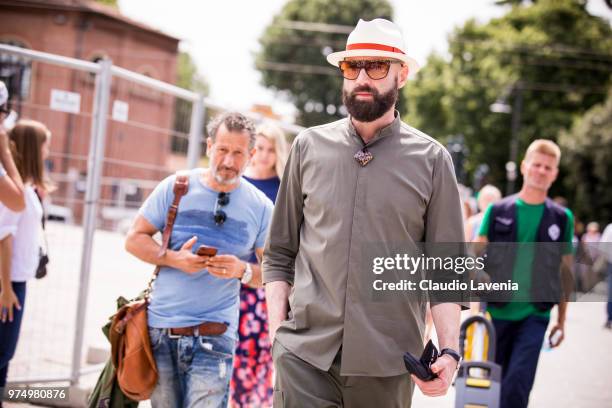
[241,262,253,284]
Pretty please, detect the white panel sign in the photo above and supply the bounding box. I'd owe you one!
[50,89,81,114]
[112,100,129,123]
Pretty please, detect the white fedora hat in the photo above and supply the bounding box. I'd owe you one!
[326,18,420,75]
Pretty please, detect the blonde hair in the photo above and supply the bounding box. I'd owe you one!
[477,184,502,211]
[586,222,599,233]
[256,122,289,178]
[524,139,561,164]
[9,119,51,191]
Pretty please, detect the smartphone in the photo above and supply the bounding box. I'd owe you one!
[196,244,218,257]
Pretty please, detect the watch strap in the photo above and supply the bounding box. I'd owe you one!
[241,262,253,284]
[440,348,461,363]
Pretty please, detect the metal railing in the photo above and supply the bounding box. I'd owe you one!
[0,43,304,389]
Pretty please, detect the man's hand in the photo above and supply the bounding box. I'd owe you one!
[548,323,565,348]
[411,354,458,397]
[207,254,245,280]
[167,236,210,274]
[265,281,291,342]
[0,287,21,323]
[419,303,461,397]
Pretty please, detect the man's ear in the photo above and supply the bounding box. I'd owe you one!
[397,63,410,89]
[206,137,213,157]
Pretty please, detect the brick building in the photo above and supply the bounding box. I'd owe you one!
[0,0,181,225]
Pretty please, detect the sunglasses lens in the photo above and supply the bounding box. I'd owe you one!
[365,61,391,80]
[339,60,392,80]
[214,210,227,225]
[339,61,360,80]
[218,193,230,206]
[214,192,230,225]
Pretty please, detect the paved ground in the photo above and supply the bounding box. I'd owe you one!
[411,300,612,408]
[4,222,155,406]
[4,223,612,407]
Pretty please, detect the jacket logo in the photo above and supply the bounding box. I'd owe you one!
[495,217,513,226]
[548,224,561,241]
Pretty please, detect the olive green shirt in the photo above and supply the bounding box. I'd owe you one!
[263,114,466,376]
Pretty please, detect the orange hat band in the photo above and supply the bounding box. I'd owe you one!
[346,43,405,54]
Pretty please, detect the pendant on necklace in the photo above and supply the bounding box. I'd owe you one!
[354,148,373,167]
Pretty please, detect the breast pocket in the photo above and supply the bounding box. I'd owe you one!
[493,218,514,238]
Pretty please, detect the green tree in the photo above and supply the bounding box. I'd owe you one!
[256,0,393,127]
[559,89,612,223]
[404,0,612,196]
[172,51,209,154]
[95,0,118,7]
[176,51,209,95]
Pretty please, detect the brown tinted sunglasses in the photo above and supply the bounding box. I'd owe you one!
[339,60,403,80]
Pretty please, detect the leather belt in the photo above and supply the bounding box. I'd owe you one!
[167,322,227,338]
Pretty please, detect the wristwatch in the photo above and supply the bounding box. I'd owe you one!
[241,262,253,284]
[440,348,462,367]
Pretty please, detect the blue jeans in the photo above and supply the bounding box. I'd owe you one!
[0,282,26,388]
[148,327,235,408]
[492,314,549,408]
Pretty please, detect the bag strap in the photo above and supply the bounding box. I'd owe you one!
[159,173,189,257]
[143,172,189,302]
[34,188,49,255]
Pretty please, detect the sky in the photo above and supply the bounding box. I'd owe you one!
[118,0,611,122]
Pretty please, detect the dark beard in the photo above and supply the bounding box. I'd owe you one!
[342,81,398,122]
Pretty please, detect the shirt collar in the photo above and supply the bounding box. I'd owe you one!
[347,110,401,147]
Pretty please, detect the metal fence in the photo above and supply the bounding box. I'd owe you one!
[0,43,303,394]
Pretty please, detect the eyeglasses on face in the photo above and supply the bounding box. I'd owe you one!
[214,192,230,226]
[339,59,402,80]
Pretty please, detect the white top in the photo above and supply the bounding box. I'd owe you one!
[0,185,43,281]
[0,161,6,177]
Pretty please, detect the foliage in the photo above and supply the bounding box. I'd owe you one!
[95,0,119,7]
[176,51,209,95]
[256,0,394,127]
[559,89,612,223]
[172,51,209,154]
[403,0,612,197]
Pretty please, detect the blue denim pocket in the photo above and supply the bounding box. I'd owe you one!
[189,335,235,404]
[148,327,165,350]
[197,335,235,359]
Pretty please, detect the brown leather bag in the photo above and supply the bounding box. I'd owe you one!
[109,173,189,401]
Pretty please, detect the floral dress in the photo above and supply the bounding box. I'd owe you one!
[230,176,280,407]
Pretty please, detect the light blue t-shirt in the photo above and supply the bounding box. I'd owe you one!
[0,162,6,178]
[139,168,273,339]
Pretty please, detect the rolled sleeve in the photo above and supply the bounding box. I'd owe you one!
[262,136,304,285]
[138,174,174,231]
[425,147,469,309]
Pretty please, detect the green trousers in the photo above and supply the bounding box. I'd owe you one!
[272,340,414,408]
